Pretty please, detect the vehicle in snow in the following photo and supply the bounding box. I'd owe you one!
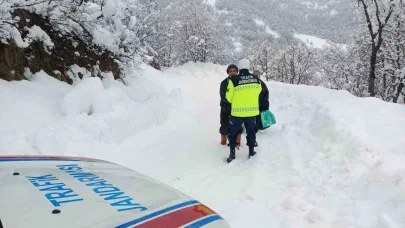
[0,155,231,228]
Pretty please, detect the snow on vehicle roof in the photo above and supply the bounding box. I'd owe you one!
[0,155,231,228]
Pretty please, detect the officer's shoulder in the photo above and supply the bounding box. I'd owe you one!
[229,75,240,83]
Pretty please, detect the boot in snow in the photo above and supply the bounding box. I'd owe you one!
[221,134,227,145]
[227,146,236,163]
[247,141,258,147]
[248,146,256,158]
[236,134,242,149]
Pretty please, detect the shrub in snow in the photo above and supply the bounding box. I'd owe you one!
[25,25,54,53]
[0,0,165,82]
[1,0,160,58]
[0,8,122,83]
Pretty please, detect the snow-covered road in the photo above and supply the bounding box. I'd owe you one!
[1,63,405,227]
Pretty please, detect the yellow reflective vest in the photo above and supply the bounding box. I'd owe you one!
[226,71,262,117]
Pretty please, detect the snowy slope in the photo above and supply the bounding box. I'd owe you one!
[216,0,358,46]
[1,63,405,227]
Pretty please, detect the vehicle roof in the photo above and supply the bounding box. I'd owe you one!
[0,155,230,228]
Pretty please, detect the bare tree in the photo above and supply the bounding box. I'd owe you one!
[155,0,227,66]
[250,41,277,81]
[272,44,316,85]
[382,0,405,103]
[356,0,396,96]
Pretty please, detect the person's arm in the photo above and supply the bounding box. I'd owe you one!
[220,79,229,106]
[226,80,235,104]
[259,80,269,111]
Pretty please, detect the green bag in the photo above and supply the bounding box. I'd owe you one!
[260,110,276,128]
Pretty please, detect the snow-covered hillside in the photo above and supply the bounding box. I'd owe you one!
[1,63,405,227]
[216,0,358,47]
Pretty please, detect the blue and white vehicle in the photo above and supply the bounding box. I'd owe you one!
[0,155,231,228]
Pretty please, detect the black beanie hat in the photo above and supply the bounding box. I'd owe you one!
[226,64,238,73]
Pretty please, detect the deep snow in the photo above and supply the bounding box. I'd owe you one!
[1,63,405,227]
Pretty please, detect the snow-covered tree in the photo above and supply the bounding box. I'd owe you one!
[270,43,319,85]
[150,0,230,67]
[0,1,16,43]
[319,45,353,90]
[319,29,371,97]
[1,0,162,63]
[356,0,398,97]
[249,40,279,81]
[378,0,405,103]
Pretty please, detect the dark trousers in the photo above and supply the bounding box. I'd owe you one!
[255,115,261,133]
[220,108,243,135]
[229,116,256,147]
[219,109,230,135]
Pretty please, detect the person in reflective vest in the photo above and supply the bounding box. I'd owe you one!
[225,59,264,163]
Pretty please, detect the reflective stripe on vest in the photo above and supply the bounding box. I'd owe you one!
[232,106,259,113]
[234,84,261,91]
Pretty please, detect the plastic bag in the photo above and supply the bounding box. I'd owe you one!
[260,110,276,128]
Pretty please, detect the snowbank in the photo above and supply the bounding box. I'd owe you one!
[61,77,104,116]
[0,66,170,157]
[264,81,405,227]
